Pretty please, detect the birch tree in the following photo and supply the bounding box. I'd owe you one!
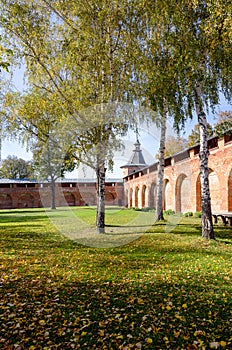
[0,0,141,233]
[139,4,188,221]
[164,0,231,239]
[143,0,231,237]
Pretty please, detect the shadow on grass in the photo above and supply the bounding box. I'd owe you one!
[105,224,155,228]
[1,277,231,349]
[0,215,51,223]
[214,225,232,243]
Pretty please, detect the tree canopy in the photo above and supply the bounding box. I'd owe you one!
[0,155,34,179]
[0,0,231,237]
[188,123,214,147]
[214,110,232,137]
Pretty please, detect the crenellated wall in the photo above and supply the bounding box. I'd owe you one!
[0,180,124,209]
[0,132,231,212]
[123,132,232,213]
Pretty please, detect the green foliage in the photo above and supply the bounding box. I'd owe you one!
[0,155,35,179]
[0,208,231,348]
[194,212,202,218]
[0,40,12,72]
[141,207,155,212]
[164,209,175,215]
[164,135,188,157]
[214,110,232,137]
[188,123,214,147]
[133,207,142,211]
[184,212,193,217]
[133,207,155,212]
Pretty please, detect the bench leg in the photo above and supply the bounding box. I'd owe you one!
[228,217,232,226]
[212,215,218,224]
[219,215,227,225]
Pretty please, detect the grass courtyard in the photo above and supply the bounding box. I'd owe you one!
[0,207,232,349]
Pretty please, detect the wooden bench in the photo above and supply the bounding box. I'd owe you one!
[212,213,232,226]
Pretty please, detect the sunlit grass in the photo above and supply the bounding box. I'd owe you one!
[0,207,231,349]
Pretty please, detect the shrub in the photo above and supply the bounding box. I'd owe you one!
[194,211,202,218]
[184,212,193,217]
[164,209,175,215]
[141,207,155,212]
[133,207,142,211]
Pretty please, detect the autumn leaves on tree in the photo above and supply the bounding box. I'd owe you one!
[0,0,231,237]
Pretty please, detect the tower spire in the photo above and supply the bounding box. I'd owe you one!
[120,129,147,177]
[136,125,139,142]
[128,137,146,166]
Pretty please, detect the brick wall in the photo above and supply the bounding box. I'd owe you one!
[123,133,232,213]
[0,180,124,209]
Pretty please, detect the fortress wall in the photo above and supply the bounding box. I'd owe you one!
[124,134,232,213]
[0,181,124,209]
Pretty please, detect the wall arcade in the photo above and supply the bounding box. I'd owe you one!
[122,132,232,214]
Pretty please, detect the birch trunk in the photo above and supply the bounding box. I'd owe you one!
[51,179,56,210]
[96,163,106,234]
[196,84,215,239]
[155,108,167,221]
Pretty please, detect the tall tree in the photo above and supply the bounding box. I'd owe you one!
[33,137,75,210]
[155,109,167,221]
[167,0,230,239]
[0,155,34,179]
[139,3,188,221]
[0,0,141,233]
[4,89,75,209]
[68,108,128,233]
[143,0,231,238]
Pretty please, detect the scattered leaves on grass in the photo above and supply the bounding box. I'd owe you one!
[0,209,231,349]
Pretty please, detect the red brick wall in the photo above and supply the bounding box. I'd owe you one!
[1,133,231,213]
[124,134,232,213]
[0,181,124,209]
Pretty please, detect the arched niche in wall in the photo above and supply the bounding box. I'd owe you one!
[175,174,190,213]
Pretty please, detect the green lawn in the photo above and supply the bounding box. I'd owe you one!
[0,207,231,349]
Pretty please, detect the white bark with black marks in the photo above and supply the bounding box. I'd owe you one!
[155,108,167,221]
[196,84,215,239]
[96,164,106,234]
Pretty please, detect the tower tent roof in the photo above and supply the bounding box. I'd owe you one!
[128,139,146,165]
[121,138,147,169]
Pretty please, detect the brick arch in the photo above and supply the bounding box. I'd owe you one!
[18,193,35,208]
[196,174,201,212]
[135,186,139,208]
[175,174,190,213]
[209,169,220,212]
[129,188,133,208]
[105,190,117,203]
[141,185,147,208]
[163,179,172,210]
[141,185,145,208]
[228,168,232,211]
[0,194,13,209]
[149,183,156,208]
[124,189,128,207]
[64,192,76,206]
[196,169,220,212]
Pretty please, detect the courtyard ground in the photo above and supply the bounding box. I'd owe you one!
[0,208,231,349]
